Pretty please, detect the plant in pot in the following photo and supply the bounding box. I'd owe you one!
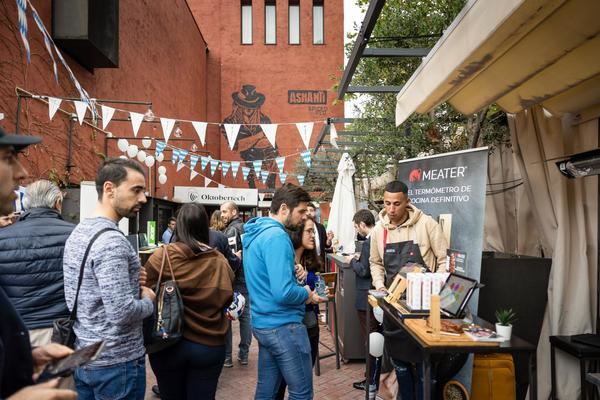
[495,308,517,340]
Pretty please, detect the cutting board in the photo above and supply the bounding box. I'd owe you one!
[404,319,499,347]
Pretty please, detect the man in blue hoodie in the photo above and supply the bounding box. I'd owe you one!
[243,183,325,399]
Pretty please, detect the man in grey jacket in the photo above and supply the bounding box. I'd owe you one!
[63,158,155,400]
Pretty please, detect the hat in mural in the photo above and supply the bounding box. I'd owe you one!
[0,126,41,150]
[232,85,266,109]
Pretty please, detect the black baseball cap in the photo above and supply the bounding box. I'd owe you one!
[0,126,42,150]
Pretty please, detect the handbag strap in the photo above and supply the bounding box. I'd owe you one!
[154,245,176,293]
[70,227,120,319]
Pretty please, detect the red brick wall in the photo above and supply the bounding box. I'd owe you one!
[188,0,344,190]
[0,0,209,199]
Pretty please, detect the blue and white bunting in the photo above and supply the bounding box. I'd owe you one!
[16,0,30,62]
[190,170,199,181]
[200,156,209,171]
[177,150,188,171]
[275,157,285,175]
[155,141,166,158]
[221,162,230,177]
[300,150,311,168]
[242,166,251,181]
[171,148,179,164]
[210,159,219,176]
[31,10,57,81]
[260,170,269,185]
[297,175,305,186]
[279,173,287,185]
[189,155,199,171]
[231,161,240,178]
[252,160,262,177]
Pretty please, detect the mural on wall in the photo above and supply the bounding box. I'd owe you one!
[222,85,277,188]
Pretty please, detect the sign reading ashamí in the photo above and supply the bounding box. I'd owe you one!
[288,90,327,105]
[173,186,258,207]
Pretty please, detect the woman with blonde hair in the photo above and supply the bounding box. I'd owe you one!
[210,210,225,231]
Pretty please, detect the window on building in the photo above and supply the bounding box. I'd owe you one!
[313,0,324,44]
[289,0,300,45]
[265,1,276,44]
[241,0,253,44]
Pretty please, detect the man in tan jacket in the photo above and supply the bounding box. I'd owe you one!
[370,180,448,291]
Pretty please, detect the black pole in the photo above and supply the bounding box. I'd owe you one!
[66,117,74,180]
[15,96,22,134]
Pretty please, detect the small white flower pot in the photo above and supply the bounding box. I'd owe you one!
[495,323,512,340]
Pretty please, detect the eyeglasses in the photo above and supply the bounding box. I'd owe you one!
[304,229,315,236]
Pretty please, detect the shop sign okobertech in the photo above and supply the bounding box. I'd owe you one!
[174,186,258,207]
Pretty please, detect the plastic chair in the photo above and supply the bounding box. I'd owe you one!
[315,272,341,376]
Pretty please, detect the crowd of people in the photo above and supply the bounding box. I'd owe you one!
[0,124,450,400]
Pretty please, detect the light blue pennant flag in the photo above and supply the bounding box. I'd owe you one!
[171,148,179,164]
[261,170,269,185]
[200,156,209,171]
[210,159,219,176]
[231,161,240,178]
[253,160,262,177]
[189,155,199,171]
[279,172,287,185]
[242,166,251,181]
[221,162,231,177]
[275,157,285,175]
[155,141,167,158]
[297,175,305,186]
[300,150,312,169]
[178,150,188,164]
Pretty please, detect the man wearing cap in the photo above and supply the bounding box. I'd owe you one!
[0,126,76,399]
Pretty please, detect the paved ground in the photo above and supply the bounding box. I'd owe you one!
[145,319,367,399]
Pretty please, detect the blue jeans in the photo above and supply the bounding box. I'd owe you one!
[74,356,145,400]
[226,294,252,360]
[149,339,225,400]
[253,323,313,400]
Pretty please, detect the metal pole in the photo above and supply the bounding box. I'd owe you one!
[15,96,22,134]
[66,117,74,179]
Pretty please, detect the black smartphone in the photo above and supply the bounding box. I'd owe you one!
[37,341,105,382]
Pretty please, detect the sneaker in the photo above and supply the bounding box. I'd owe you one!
[352,380,366,390]
[238,356,248,365]
[151,384,161,397]
[224,357,233,368]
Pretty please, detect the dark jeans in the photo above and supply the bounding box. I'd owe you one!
[149,339,226,400]
[357,308,383,389]
[276,327,319,399]
[74,356,145,400]
[225,295,252,360]
[392,359,428,400]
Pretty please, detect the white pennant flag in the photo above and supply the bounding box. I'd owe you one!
[218,184,225,189]
[101,105,115,130]
[160,118,176,143]
[296,122,314,149]
[192,121,208,146]
[259,193,266,201]
[329,122,339,149]
[176,161,185,172]
[204,177,212,187]
[223,124,241,150]
[74,101,88,125]
[261,124,278,148]
[48,97,61,121]
[190,170,199,181]
[130,112,144,137]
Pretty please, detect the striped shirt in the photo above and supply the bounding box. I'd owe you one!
[63,217,153,366]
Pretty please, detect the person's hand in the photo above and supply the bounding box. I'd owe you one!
[326,231,334,245]
[141,286,156,303]
[139,266,147,287]
[295,264,307,283]
[377,286,388,294]
[344,254,359,263]
[31,343,73,377]
[235,250,242,259]
[7,379,77,400]
[306,290,328,304]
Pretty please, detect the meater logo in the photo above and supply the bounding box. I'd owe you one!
[408,166,467,182]
[408,169,422,182]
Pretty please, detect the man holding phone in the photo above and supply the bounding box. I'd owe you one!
[0,126,76,399]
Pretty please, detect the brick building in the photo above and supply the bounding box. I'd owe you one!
[0,0,344,200]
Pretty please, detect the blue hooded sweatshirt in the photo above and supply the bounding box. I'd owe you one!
[243,216,309,329]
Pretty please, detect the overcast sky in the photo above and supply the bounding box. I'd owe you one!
[343,0,366,118]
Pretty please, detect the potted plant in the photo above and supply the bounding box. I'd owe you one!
[495,308,517,340]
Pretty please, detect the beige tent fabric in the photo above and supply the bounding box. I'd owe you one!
[508,106,598,399]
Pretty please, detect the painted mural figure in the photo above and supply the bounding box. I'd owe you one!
[222,85,278,188]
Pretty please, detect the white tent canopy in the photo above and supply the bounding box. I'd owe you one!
[326,153,357,254]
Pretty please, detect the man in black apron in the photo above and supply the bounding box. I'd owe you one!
[369,181,448,400]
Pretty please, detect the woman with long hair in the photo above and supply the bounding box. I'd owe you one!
[276,217,323,399]
[210,209,226,232]
[144,203,234,400]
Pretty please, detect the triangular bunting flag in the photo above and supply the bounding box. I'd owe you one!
[296,122,314,149]
[252,160,262,177]
[242,166,251,181]
[260,124,278,148]
[189,155,199,171]
[275,157,285,175]
[130,111,144,137]
[297,174,305,186]
[200,156,209,170]
[204,177,212,187]
[261,170,269,185]
[221,162,230,177]
[210,159,219,176]
[48,97,61,121]
[218,184,225,189]
[74,101,87,125]
[329,122,339,149]
[101,105,115,130]
[300,150,312,168]
[190,170,199,181]
[231,161,240,178]
[177,150,188,170]
[176,161,185,172]
[223,124,241,150]
[155,141,166,157]
[192,121,207,146]
[279,172,287,185]
[171,148,179,164]
[160,118,176,143]
[259,193,266,201]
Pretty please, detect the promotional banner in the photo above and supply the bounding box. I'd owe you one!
[397,147,488,312]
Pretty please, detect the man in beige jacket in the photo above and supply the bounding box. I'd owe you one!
[370,180,448,291]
